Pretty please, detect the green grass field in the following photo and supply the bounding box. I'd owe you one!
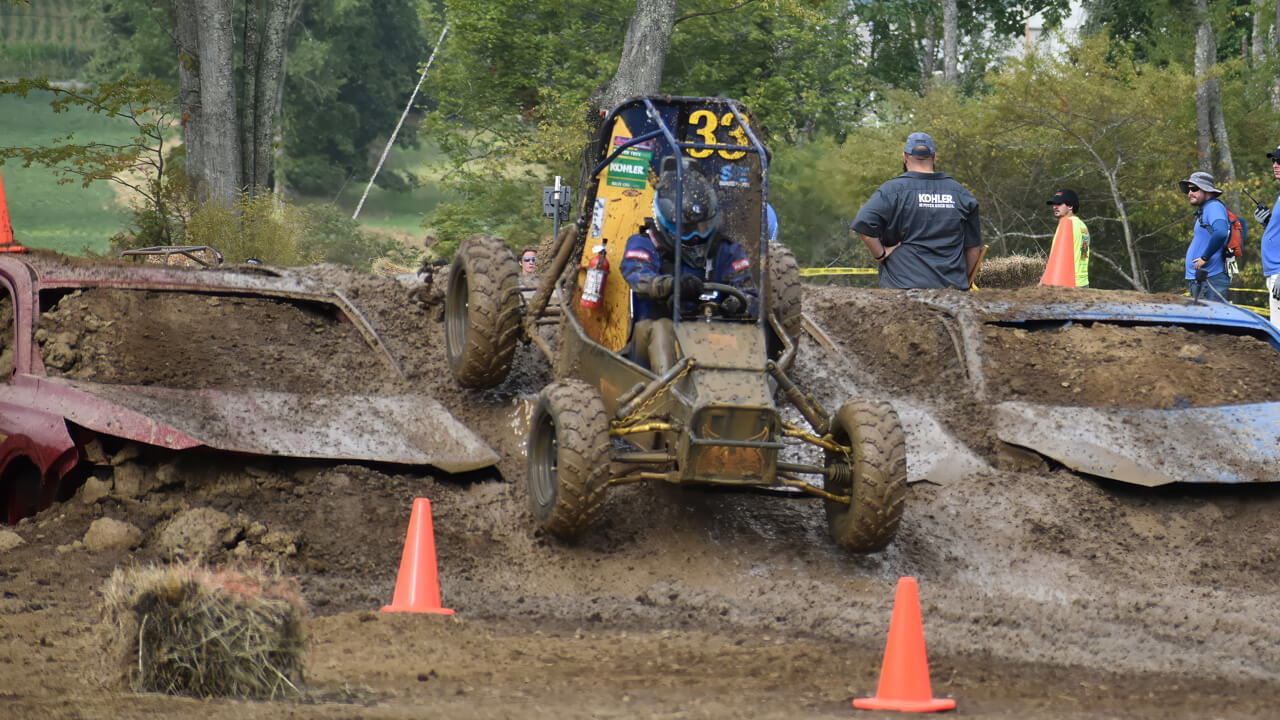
[318,139,451,240]
[5,89,451,255]
[2,90,132,255]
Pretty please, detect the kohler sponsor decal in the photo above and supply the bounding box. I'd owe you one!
[916,192,954,209]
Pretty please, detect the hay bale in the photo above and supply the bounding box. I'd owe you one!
[371,257,415,278]
[101,562,306,699]
[975,254,1045,289]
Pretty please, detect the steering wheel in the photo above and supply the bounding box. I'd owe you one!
[690,282,751,319]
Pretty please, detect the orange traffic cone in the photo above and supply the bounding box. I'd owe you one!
[1040,220,1076,287]
[0,168,29,254]
[380,497,454,615]
[853,577,955,713]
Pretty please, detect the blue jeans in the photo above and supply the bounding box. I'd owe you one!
[1188,272,1231,302]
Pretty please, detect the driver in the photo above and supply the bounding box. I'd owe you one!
[621,156,757,373]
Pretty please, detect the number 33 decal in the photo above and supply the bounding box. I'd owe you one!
[687,109,748,160]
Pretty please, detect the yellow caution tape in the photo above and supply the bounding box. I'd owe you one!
[798,267,877,277]
[797,269,1271,318]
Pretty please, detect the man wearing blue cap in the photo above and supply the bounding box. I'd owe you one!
[851,131,982,289]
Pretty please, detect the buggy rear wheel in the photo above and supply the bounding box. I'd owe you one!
[445,234,522,388]
[823,400,907,552]
[767,242,802,366]
[527,379,610,539]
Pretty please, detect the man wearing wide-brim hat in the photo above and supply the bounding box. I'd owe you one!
[1253,147,1280,328]
[1178,171,1231,301]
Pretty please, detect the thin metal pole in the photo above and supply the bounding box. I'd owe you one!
[353,24,449,220]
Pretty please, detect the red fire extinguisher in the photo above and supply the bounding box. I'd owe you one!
[580,241,609,309]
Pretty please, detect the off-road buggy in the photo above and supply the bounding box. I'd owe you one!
[444,96,906,552]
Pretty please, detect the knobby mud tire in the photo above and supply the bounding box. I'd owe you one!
[767,243,803,358]
[526,379,610,540]
[445,235,522,388]
[823,400,907,552]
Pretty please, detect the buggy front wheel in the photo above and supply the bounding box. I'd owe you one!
[527,379,610,539]
[823,400,907,552]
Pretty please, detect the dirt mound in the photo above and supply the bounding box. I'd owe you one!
[983,321,1280,408]
[803,284,1280,460]
[38,288,398,393]
[3,268,1280,718]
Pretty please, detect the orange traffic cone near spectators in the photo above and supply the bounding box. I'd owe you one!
[853,577,955,713]
[0,168,29,254]
[1040,234,1076,287]
[380,497,454,615]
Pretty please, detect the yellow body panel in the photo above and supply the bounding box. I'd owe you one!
[574,117,655,351]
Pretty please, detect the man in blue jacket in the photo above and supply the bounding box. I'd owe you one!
[1179,171,1232,302]
[1249,147,1280,328]
[621,158,756,373]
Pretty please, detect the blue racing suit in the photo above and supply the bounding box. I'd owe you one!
[620,229,757,320]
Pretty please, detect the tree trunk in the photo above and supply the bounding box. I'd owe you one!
[191,0,241,205]
[585,0,678,203]
[1194,0,1215,173]
[1274,0,1280,109]
[920,11,936,86]
[175,1,207,211]
[241,0,291,196]
[1194,0,1236,179]
[1250,0,1270,62]
[1209,79,1236,180]
[600,0,678,111]
[240,1,261,193]
[942,0,958,83]
[921,34,936,85]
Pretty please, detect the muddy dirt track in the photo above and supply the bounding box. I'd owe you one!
[2,264,1280,719]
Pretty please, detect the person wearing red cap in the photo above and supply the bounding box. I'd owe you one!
[1040,189,1090,287]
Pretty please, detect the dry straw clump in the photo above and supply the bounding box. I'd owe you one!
[975,254,1045,290]
[101,562,306,699]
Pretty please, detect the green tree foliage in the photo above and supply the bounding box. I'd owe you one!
[420,0,889,254]
[0,76,189,244]
[914,37,1200,291]
[420,0,1085,258]
[664,2,875,143]
[82,0,431,197]
[279,0,430,194]
[83,0,179,84]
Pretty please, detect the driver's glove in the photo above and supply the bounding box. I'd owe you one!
[637,275,674,299]
[720,293,745,316]
[1257,206,1272,227]
[678,273,704,299]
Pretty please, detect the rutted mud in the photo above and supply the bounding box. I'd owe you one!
[2,264,1279,719]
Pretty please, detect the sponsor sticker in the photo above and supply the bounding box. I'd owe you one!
[732,258,750,272]
[718,164,750,188]
[625,249,651,261]
[590,198,606,238]
[606,136,653,189]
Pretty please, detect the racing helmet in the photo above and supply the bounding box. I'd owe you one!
[652,156,720,247]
